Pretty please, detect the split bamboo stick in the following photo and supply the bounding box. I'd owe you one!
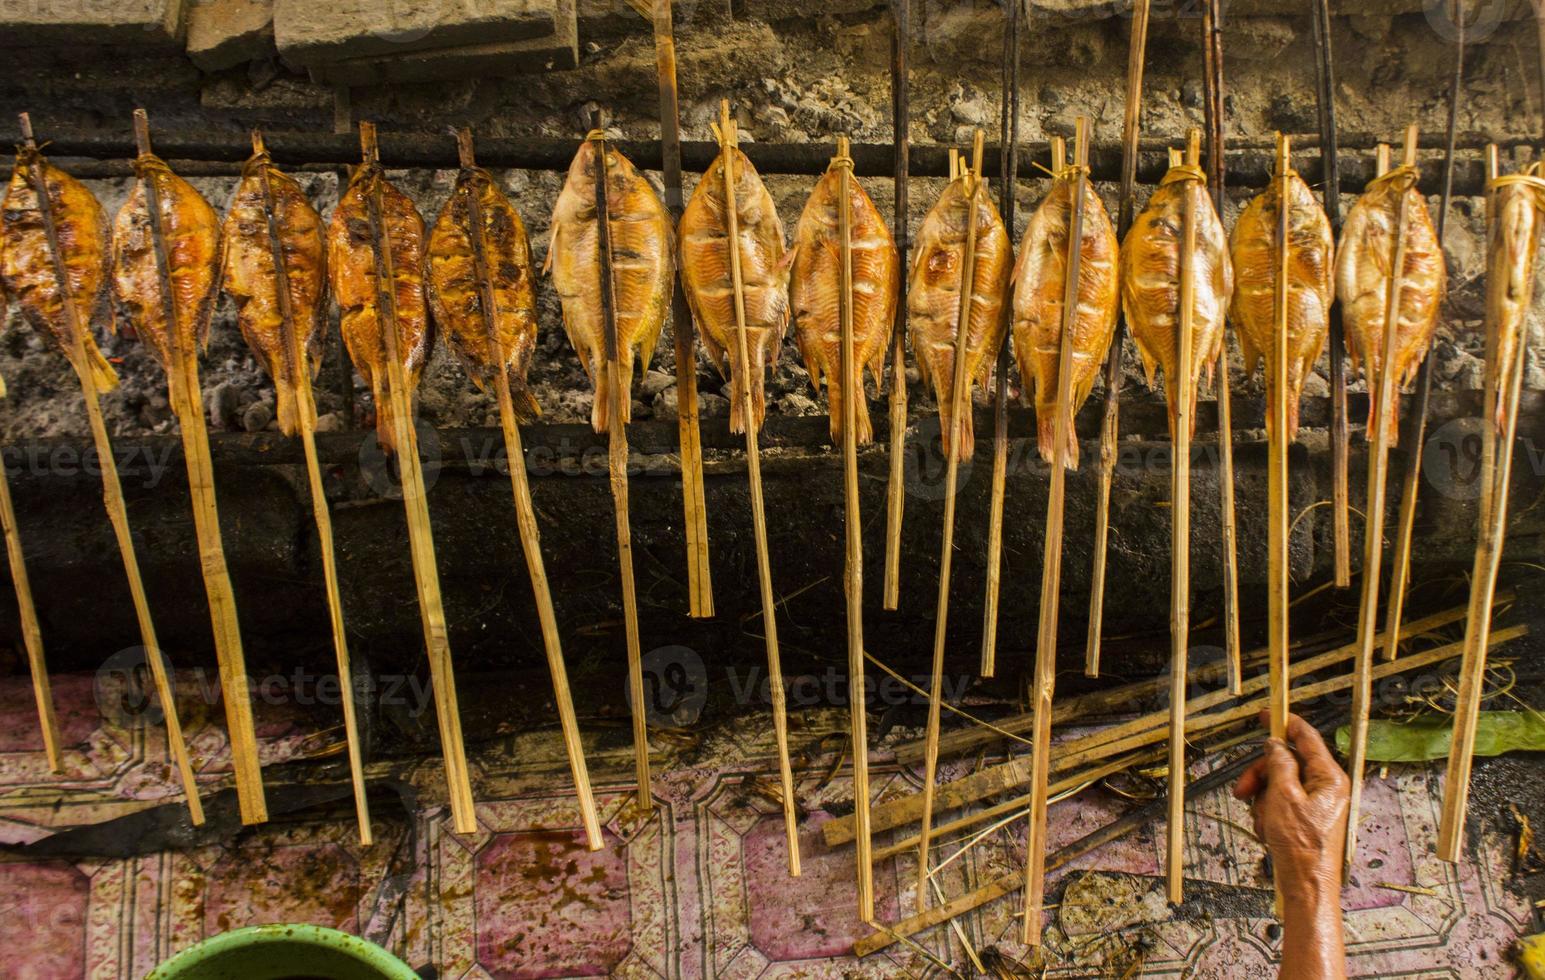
[1086,0,1150,677]
[0,422,59,771]
[848,624,1527,958]
[1267,133,1292,740]
[452,128,601,851]
[249,128,371,843]
[716,101,799,873]
[586,121,654,812]
[16,114,203,822]
[916,129,985,911]
[1384,0,1465,661]
[979,0,1019,677]
[1311,0,1352,588]
[646,0,712,617]
[882,0,909,611]
[356,121,475,833]
[1437,145,1534,863]
[133,109,264,824]
[1344,126,1420,873]
[1022,119,1089,946]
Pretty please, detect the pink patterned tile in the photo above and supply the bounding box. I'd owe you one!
[0,860,90,980]
[204,842,364,934]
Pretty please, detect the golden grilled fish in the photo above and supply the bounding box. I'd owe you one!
[790,154,899,445]
[546,134,673,433]
[428,157,541,421]
[1011,166,1120,468]
[1229,167,1334,442]
[328,154,433,454]
[680,135,791,437]
[907,166,1012,461]
[1483,162,1545,433]
[221,138,326,437]
[1,145,118,393]
[1121,159,1233,439]
[111,152,223,397]
[1335,163,1445,444]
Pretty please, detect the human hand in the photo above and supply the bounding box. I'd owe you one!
[1232,711,1351,902]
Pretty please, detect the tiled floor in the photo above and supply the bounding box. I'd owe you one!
[0,669,1534,978]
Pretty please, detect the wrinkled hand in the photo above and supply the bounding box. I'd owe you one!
[1232,711,1350,900]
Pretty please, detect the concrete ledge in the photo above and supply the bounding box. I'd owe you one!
[186,0,274,70]
[0,0,187,47]
[274,0,560,67]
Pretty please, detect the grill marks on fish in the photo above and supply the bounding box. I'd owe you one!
[1229,171,1335,442]
[1011,173,1120,469]
[1484,165,1545,434]
[111,155,223,390]
[907,175,1012,461]
[1,148,118,393]
[1335,167,1445,444]
[221,152,326,437]
[328,162,433,454]
[547,140,673,433]
[790,163,899,445]
[680,146,791,437]
[428,165,541,421]
[1121,168,1233,439]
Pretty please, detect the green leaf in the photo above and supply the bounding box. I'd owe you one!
[1334,711,1545,763]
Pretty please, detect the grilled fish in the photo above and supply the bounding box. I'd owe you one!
[328,156,433,454]
[111,152,223,400]
[680,137,791,437]
[907,168,1012,461]
[1483,163,1545,433]
[546,135,673,433]
[1,146,118,392]
[1121,160,1233,439]
[221,141,326,437]
[428,161,541,421]
[790,156,900,445]
[1011,168,1120,468]
[1335,164,1445,444]
[1229,169,1334,442]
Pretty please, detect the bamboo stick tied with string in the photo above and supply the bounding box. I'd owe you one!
[11,113,204,821]
[447,126,601,850]
[1437,144,1542,863]
[353,120,476,833]
[1344,125,1422,873]
[1022,118,1090,946]
[711,100,801,875]
[584,117,654,814]
[916,129,986,913]
[131,109,266,824]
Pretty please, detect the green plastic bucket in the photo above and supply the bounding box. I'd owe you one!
[145,924,419,980]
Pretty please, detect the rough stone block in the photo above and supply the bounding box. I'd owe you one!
[0,0,187,47]
[186,0,274,70]
[274,0,560,67]
[575,0,729,39]
[733,0,880,22]
[306,0,576,85]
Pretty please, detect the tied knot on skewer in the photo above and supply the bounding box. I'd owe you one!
[1487,168,1545,198]
[1159,162,1208,187]
[584,128,608,143]
[1031,159,1089,184]
[1368,162,1420,194]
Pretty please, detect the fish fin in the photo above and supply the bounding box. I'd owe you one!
[77,338,121,394]
[541,226,557,277]
[274,383,301,438]
[508,372,542,423]
[591,355,612,433]
[938,381,975,462]
[728,345,769,437]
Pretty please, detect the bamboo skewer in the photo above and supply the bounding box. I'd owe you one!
[1438,144,1533,863]
[357,121,475,833]
[829,135,873,914]
[1200,0,1242,695]
[715,102,799,872]
[0,417,60,772]
[586,120,654,812]
[249,128,372,843]
[133,110,265,824]
[882,0,909,611]
[1022,120,1090,946]
[1311,0,1352,589]
[1385,0,1464,661]
[979,0,1019,677]
[1086,0,1150,678]
[1267,133,1293,739]
[17,114,203,821]
[917,129,985,911]
[452,128,601,850]
[1165,133,1201,905]
[645,0,712,617]
[1344,126,1420,872]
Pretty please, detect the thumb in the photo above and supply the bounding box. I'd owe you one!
[1261,738,1306,801]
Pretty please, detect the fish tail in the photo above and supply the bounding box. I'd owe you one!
[274,383,301,438]
[1286,395,1301,444]
[373,376,401,456]
[1034,404,1081,470]
[827,369,874,447]
[939,385,975,462]
[729,349,768,437]
[77,339,120,394]
[591,362,613,433]
[508,372,542,424]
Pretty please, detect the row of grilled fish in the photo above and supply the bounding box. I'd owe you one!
[1,134,1449,469]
